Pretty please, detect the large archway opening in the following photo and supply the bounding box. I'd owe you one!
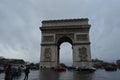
[57,36,73,66]
[60,42,73,66]
[40,19,92,68]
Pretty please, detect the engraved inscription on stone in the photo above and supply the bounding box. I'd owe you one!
[76,34,88,41]
[78,47,87,61]
[43,36,54,42]
[44,48,51,61]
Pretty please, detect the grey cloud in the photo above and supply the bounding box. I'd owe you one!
[0,0,120,64]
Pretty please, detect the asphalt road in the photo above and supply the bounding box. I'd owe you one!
[1,69,120,80]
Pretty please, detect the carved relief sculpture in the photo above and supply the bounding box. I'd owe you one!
[76,34,88,41]
[78,47,87,61]
[43,36,54,42]
[40,18,91,68]
[44,48,51,61]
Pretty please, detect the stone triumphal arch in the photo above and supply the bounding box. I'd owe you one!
[39,18,92,68]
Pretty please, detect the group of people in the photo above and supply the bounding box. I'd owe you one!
[5,64,30,80]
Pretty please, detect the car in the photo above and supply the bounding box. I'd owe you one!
[0,66,4,73]
[76,67,96,73]
[20,65,26,71]
[54,66,66,71]
[11,64,22,76]
[67,66,76,70]
[104,66,117,71]
[30,66,39,70]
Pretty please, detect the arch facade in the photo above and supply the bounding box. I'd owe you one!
[39,18,92,68]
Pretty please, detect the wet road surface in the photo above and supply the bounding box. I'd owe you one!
[0,70,40,80]
[0,69,120,80]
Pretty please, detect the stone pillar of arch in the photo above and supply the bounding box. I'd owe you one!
[39,18,92,68]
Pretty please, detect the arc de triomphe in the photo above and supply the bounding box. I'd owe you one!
[39,18,92,68]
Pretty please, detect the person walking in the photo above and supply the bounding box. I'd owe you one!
[5,64,13,80]
[24,65,30,80]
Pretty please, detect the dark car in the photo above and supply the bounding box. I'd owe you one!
[11,64,21,76]
[104,66,117,71]
[30,66,39,70]
[67,66,76,70]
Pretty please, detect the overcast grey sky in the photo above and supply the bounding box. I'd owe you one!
[0,0,120,64]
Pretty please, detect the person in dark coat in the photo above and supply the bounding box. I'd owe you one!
[24,65,30,80]
[5,64,12,80]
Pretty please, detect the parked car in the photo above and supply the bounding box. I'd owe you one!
[11,64,22,76]
[104,66,117,71]
[0,65,4,73]
[30,66,39,70]
[20,65,26,71]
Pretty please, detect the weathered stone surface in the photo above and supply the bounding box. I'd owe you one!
[39,18,92,68]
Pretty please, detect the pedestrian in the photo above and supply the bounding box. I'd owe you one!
[5,64,12,80]
[24,65,30,80]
